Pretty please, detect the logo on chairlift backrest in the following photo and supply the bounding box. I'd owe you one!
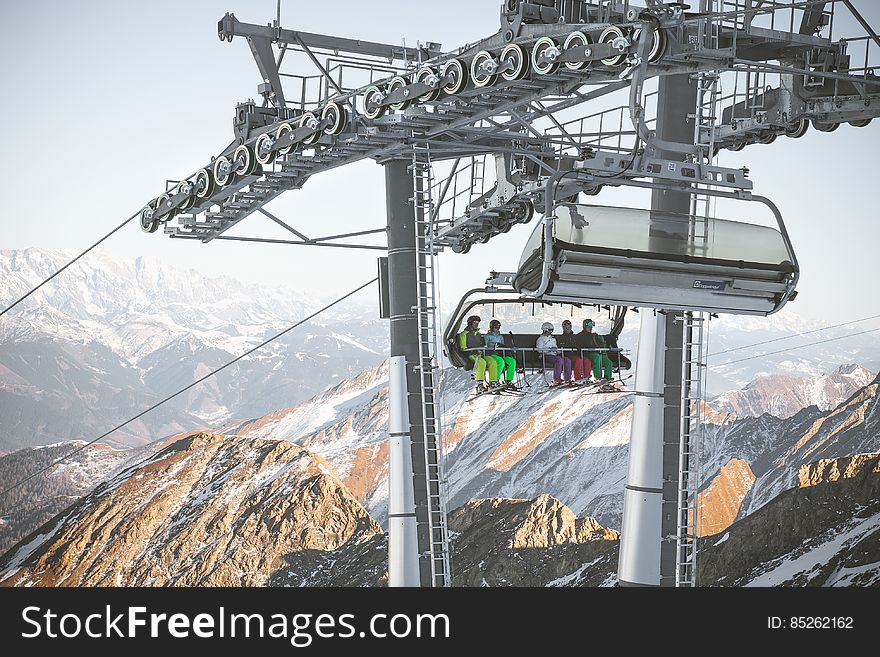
[693,279,726,290]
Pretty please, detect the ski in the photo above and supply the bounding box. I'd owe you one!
[466,384,523,402]
[530,374,632,393]
[586,375,634,394]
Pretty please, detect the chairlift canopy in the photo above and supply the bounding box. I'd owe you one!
[514,201,798,315]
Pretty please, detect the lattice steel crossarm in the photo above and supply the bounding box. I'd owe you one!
[141,2,880,241]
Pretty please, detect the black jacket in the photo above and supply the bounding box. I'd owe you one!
[576,330,607,353]
[556,330,579,351]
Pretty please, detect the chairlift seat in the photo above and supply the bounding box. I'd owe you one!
[447,333,631,372]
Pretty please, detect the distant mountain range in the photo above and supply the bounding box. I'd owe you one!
[0,248,387,452]
[3,248,879,455]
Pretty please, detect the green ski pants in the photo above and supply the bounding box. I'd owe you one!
[469,354,487,382]
[487,354,517,382]
[587,353,613,380]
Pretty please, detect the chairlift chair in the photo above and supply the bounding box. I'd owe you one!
[443,291,632,374]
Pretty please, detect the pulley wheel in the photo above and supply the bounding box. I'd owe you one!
[140,203,159,233]
[255,132,276,165]
[300,112,320,145]
[194,168,214,199]
[599,26,627,67]
[499,43,529,81]
[362,85,385,119]
[784,118,809,139]
[631,27,665,63]
[441,59,468,95]
[512,199,534,223]
[531,37,560,76]
[563,31,592,71]
[321,101,348,135]
[470,50,498,88]
[413,66,441,102]
[275,122,296,155]
[176,180,194,211]
[811,119,839,132]
[156,193,175,222]
[233,144,257,176]
[387,77,411,111]
[212,155,233,187]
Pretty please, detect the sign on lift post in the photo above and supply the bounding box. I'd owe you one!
[378,257,390,320]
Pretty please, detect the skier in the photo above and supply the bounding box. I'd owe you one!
[556,319,587,382]
[578,318,614,382]
[485,319,517,388]
[458,315,489,392]
[536,321,572,385]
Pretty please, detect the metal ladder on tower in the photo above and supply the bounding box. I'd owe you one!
[409,138,452,587]
[675,310,708,587]
[675,6,718,587]
[689,0,723,254]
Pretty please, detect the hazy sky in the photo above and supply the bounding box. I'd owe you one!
[1,0,878,324]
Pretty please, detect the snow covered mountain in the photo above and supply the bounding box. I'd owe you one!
[0,440,153,554]
[228,365,634,528]
[703,311,880,395]
[0,248,387,452]
[1,435,874,587]
[224,362,880,537]
[698,453,880,587]
[0,433,385,587]
[712,364,874,418]
[2,246,879,586]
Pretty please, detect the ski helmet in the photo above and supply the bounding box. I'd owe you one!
[583,319,595,328]
[489,319,501,330]
[467,315,481,325]
[541,322,553,332]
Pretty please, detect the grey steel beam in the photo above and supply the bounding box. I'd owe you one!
[246,33,287,108]
[309,228,386,243]
[212,236,385,250]
[733,58,880,89]
[218,13,441,62]
[258,208,310,241]
[292,35,356,112]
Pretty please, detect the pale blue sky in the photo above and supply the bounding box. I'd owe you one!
[1,1,878,323]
